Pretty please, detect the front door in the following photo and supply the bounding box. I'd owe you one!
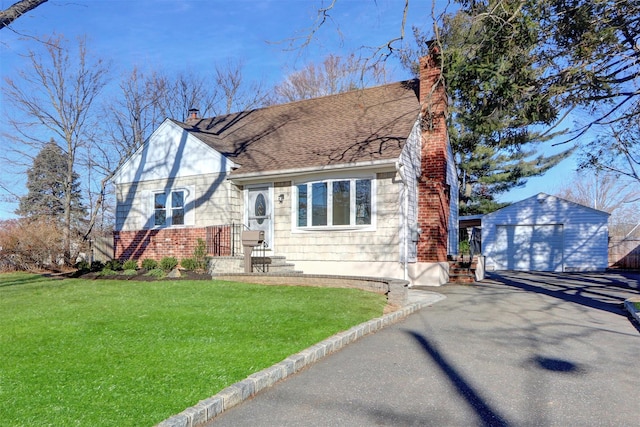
[246,186,272,249]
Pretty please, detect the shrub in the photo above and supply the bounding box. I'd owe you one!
[144,268,165,278]
[104,259,123,271]
[75,260,90,271]
[0,218,64,271]
[180,258,197,271]
[123,259,138,270]
[90,261,104,272]
[141,259,158,270]
[193,238,208,270]
[123,269,138,276]
[459,240,470,255]
[159,257,178,272]
[183,239,210,270]
[98,268,118,276]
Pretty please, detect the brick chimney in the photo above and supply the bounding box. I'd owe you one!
[416,51,450,262]
[186,108,200,125]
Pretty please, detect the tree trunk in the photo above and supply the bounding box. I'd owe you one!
[63,152,73,266]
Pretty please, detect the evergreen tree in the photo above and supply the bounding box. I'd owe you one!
[17,140,86,239]
[400,4,574,214]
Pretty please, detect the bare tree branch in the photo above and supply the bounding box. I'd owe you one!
[271,0,339,52]
[2,34,110,264]
[0,0,48,30]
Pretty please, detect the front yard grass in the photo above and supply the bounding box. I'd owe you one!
[0,273,386,427]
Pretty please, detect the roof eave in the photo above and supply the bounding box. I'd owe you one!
[228,158,399,184]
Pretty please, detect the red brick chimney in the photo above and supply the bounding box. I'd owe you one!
[417,52,450,262]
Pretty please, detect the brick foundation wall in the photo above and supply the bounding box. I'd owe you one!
[114,228,207,262]
[417,52,450,262]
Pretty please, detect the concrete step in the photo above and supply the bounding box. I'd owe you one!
[209,255,301,274]
[251,256,298,273]
[251,263,298,273]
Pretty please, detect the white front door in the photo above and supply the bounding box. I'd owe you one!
[246,186,273,249]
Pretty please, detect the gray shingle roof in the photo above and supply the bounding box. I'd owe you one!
[172,80,420,177]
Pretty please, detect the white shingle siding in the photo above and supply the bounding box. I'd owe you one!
[482,193,609,272]
[446,140,459,255]
[112,119,234,185]
[115,174,241,231]
[397,119,421,263]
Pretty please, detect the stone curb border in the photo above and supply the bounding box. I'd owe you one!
[156,293,446,427]
[624,297,640,324]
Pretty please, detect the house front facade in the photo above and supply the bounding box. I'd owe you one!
[111,54,458,285]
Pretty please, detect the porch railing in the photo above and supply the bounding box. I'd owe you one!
[206,223,246,256]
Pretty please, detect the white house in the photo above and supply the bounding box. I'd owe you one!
[482,193,609,272]
[110,54,459,285]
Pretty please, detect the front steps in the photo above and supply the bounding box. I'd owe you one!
[250,256,302,274]
[448,256,478,284]
[209,255,302,275]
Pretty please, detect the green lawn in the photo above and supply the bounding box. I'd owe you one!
[0,273,386,427]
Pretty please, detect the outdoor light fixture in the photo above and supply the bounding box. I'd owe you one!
[278,194,284,203]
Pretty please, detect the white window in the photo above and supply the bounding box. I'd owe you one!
[296,178,373,229]
[171,191,185,225]
[152,190,187,227]
[154,193,167,226]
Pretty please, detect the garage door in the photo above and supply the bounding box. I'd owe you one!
[494,225,564,271]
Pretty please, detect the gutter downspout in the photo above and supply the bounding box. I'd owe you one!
[396,161,409,283]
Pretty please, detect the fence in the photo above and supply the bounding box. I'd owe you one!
[206,223,244,257]
[609,238,640,270]
[92,236,114,263]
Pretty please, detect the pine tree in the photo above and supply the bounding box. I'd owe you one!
[17,140,86,262]
[400,5,574,214]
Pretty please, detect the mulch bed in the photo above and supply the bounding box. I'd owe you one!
[72,269,212,281]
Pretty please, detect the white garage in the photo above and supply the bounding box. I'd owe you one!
[482,193,609,272]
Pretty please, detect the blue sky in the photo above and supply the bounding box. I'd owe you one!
[0,0,578,220]
[2,0,425,86]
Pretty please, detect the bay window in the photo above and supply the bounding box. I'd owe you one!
[296,178,372,228]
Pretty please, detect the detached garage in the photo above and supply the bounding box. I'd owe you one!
[482,193,609,272]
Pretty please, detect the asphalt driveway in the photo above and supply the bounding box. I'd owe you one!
[208,271,640,426]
